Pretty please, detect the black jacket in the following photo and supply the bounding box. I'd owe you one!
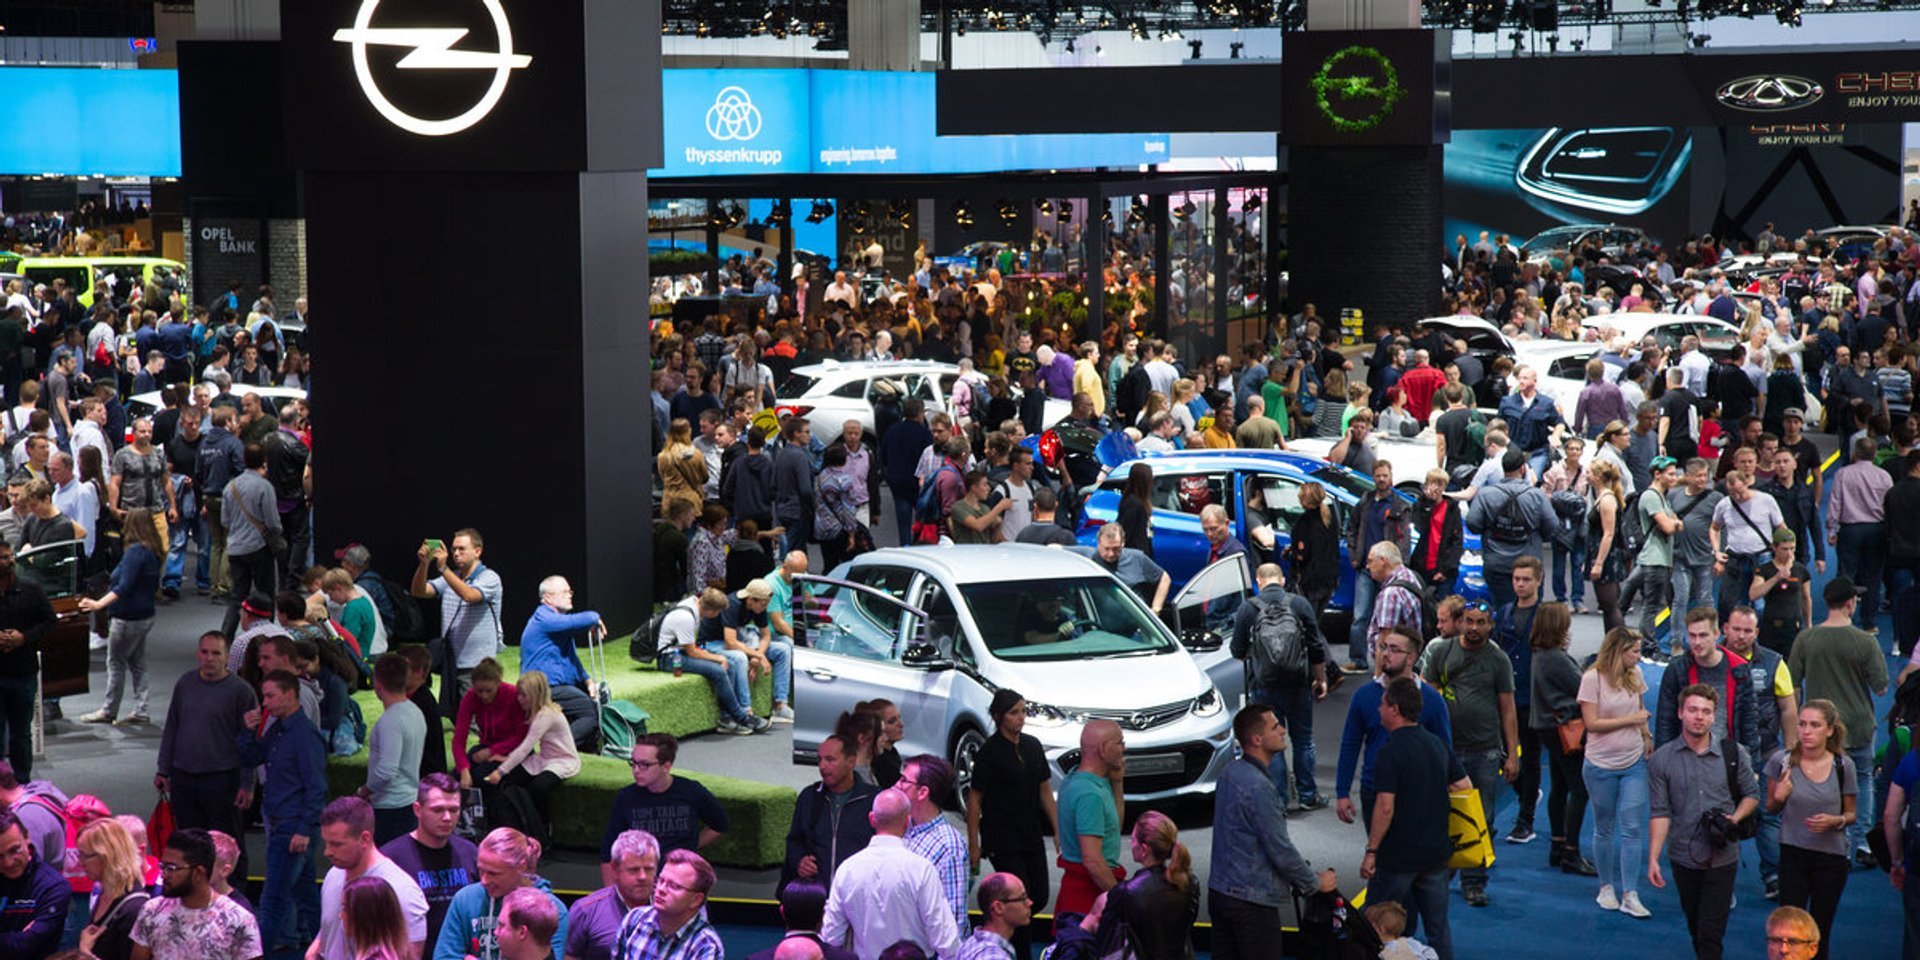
[1887,477,1920,562]
[0,574,55,680]
[0,852,67,959]
[782,780,881,892]
[1097,866,1198,960]
[1408,495,1465,590]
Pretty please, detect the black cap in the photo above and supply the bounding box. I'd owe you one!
[241,592,275,618]
[1822,577,1866,607]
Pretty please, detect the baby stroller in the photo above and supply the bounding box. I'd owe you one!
[1293,887,1384,960]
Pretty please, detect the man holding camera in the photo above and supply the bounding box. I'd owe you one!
[1648,684,1760,960]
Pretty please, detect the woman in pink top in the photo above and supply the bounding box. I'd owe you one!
[483,670,581,849]
[453,657,530,790]
[1579,627,1655,919]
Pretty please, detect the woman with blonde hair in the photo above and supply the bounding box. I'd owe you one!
[1095,810,1198,960]
[656,418,707,518]
[77,818,149,960]
[1764,699,1858,959]
[1584,458,1628,631]
[1579,627,1654,919]
[438,828,568,960]
[483,670,580,849]
[1313,368,1349,439]
[78,506,164,725]
[1288,482,1340,617]
[341,875,411,960]
[1168,379,1199,444]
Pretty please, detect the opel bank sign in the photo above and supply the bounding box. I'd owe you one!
[332,0,532,137]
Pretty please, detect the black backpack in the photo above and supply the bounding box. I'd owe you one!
[1488,486,1533,545]
[381,576,432,645]
[1380,576,1436,643]
[632,604,697,664]
[1246,592,1308,685]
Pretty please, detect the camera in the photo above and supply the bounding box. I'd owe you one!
[1701,809,1752,848]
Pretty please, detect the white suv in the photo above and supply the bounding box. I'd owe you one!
[791,544,1235,803]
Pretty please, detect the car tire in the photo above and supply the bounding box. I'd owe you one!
[949,725,988,810]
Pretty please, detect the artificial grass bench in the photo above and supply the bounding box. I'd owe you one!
[327,647,792,868]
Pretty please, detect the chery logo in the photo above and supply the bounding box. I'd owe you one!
[1715,75,1824,113]
[332,0,532,137]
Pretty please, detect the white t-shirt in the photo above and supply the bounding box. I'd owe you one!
[998,478,1033,541]
[663,597,703,651]
[316,856,429,960]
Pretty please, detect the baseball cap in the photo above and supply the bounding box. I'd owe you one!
[1649,456,1678,471]
[1772,527,1797,545]
[738,579,774,602]
[1782,408,1805,421]
[1822,577,1867,606]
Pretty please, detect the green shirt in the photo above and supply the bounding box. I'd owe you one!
[1056,770,1120,868]
[1637,488,1675,568]
[1787,624,1890,750]
[1261,381,1290,439]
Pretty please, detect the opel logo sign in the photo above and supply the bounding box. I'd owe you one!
[1128,712,1146,729]
[332,0,532,137]
[705,86,764,142]
[1310,45,1407,134]
[1716,75,1824,113]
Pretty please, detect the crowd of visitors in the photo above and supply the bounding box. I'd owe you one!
[4,219,1920,960]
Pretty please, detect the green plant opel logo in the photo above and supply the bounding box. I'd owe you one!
[1311,45,1406,134]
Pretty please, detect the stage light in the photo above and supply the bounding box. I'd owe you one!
[996,199,1019,226]
[806,200,834,224]
[1173,200,1196,223]
[1037,198,1054,216]
[952,200,976,230]
[766,201,791,227]
[1057,201,1072,224]
[1243,193,1262,212]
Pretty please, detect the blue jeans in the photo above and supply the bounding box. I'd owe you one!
[1527,447,1551,482]
[1718,553,1762,625]
[1457,748,1504,888]
[1672,562,1716,623]
[165,507,211,591]
[1348,570,1378,667]
[761,638,792,705]
[1254,685,1318,802]
[1584,757,1649,898]
[1552,537,1587,606]
[1755,805,1781,884]
[260,822,320,959]
[679,650,752,724]
[1835,522,1886,631]
[1846,744,1876,856]
[1366,862,1453,960]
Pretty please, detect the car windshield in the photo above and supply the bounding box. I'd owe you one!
[960,576,1177,662]
[1309,465,1374,500]
[1521,228,1585,253]
[778,372,819,398]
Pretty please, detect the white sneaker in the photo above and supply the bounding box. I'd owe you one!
[1619,892,1651,919]
[1596,885,1619,911]
[770,705,795,724]
[89,633,108,652]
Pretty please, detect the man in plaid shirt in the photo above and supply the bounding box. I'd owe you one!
[900,755,971,933]
[1366,543,1428,655]
[613,850,725,960]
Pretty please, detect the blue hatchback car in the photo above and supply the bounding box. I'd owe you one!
[1077,450,1488,625]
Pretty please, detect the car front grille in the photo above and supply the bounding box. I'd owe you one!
[1080,701,1192,732]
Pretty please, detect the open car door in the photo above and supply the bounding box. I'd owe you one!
[19,540,93,697]
[1166,555,1254,711]
[789,574,952,767]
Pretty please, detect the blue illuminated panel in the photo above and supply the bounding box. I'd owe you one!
[657,69,812,177]
[0,68,182,177]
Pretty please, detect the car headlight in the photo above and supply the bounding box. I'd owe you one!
[1024,701,1084,729]
[1191,687,1223,718]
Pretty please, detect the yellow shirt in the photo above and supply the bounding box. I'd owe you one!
[1072,359,1106,415]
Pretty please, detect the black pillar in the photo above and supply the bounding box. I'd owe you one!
[1151,194,1171,336]
[1084,189,1104,344]
[274,0,662,630]
[1288,146,1444,335]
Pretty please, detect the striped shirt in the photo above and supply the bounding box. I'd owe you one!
[905,816,971,933]
[1825,460,1893,538]
[613,907,724,960]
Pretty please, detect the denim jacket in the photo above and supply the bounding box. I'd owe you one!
[1207,756,1315,907]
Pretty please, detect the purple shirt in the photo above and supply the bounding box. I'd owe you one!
[565,886,646,960]
[1044,353,1075,400]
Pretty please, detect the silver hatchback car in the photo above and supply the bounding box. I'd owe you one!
[791,544,1235,803]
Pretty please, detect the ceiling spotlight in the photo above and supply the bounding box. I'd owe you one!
[952,200,976,230]
[805,199,834,224]
[852,201,872,221]
[1037,198,1054,216]
[1056,201,1072,224]
[1243,193,1262,212]
[766,200,791,227]
[888,199,913,228]
[996,199,1019,226]
[1172,200,1196,223]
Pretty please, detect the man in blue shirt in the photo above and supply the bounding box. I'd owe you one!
[238,670,327,960]
[520,575,605,750]
[1335,624,1455,830]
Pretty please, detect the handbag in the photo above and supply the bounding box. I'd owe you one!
[1448,789,1497,870]
[231,487,288,554]
[1557,716,1587,753]
[147,795,175,856]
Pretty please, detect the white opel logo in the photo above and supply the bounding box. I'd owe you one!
[705,86,763,142]
[332,0,532,137]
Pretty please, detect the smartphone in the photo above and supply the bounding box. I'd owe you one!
[423,538,445,554]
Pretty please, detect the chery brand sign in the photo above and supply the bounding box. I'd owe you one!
[1714,75,1824,113]
[332,0,532,137]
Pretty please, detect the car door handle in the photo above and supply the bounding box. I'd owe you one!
[807,668,838,682]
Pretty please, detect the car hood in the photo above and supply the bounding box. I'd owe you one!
[983,646,1211,711]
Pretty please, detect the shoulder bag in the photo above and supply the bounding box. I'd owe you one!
[231,484,288,555]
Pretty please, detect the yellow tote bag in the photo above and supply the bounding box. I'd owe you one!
[1448,790,1496,870]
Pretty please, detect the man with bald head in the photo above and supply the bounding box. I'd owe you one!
[1053,720,1126,921]
[774,938,825,960]
[820,789,960,960]
[957,873,1032,960]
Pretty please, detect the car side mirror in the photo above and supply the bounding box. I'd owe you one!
[902,643,955,671]
[1179,627,1222,652]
